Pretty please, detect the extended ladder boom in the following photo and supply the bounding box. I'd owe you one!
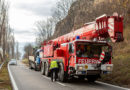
[45,14,123,45]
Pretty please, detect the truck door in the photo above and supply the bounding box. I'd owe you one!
[68,43,75,67]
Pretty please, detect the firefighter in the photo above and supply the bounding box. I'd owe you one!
[50,61,59,82]
[103,46,112,64]
[98,47,112,67]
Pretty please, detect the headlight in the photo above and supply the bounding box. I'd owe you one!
[106,66,112,71]
[78,66,83,70]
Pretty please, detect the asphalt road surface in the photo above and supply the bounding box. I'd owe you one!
[9,61,128,90]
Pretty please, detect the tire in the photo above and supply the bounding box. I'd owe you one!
[58,63,67,82]
[78,76,85,80]
[41,62,45,75]
[45,62,49,76]
[34,63,38,71]
[87,76,97,82]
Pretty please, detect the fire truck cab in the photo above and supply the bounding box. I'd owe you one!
[58,39,113,81]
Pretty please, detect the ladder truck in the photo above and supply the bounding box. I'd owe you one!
[31,14,124,82]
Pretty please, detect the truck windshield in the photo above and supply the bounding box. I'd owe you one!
[76,43,108,58]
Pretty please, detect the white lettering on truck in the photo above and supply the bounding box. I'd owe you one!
[78,59,100,64]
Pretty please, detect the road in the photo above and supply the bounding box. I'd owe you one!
[9,61,128,90]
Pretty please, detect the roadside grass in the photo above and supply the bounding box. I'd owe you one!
[100,25,130,88]
[0,62,12,90]
[22,58,29,66]
[100,54,130,88]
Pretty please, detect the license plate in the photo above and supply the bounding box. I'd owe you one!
[82,71,86,74]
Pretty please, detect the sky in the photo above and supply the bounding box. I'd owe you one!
[8,0,57,55]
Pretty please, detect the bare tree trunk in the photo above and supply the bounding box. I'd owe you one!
[16,42,19,60]
[0,0,15,62]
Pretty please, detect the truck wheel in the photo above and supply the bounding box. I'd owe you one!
[29,61,33,69]
[87,77,97,82]
[41,62,45,75]
[78,76,85,80]
[45,62,49,76]
[34,63,38,71]
[58,63,67,82]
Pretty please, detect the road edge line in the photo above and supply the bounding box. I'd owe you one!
[43,76,50,80]
[96,81,130,90]
[56,82,66,87]
[42,75,66,87]
[8,63,18,90]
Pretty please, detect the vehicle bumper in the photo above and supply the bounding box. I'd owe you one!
[74,64,113,75]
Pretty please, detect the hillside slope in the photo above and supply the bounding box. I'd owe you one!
[54,0,130,37]
[100,25,130,88]
[53,0,130,88]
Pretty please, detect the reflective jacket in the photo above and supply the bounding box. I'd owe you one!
[50,61,58,70]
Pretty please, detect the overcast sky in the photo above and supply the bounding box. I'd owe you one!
[8,0,57,55]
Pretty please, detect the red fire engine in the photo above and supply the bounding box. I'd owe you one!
[30,14,123,82]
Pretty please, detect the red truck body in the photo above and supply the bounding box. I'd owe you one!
[39,14,123,82]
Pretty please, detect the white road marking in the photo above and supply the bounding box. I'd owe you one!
[56,82,66,87]
[42,75,66,87]
[43,76,50,80]
[96,81,130,90]
[8,63,18,90]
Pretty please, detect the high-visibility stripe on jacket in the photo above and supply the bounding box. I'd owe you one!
[100,51,105,61]
[50,61,58,69]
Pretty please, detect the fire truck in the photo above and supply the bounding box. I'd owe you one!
[29,14,123,82]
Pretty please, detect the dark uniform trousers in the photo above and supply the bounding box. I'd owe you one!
[50,68,58,82]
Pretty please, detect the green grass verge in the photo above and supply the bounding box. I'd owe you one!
[0,62,12,90]
[22,59,29,66]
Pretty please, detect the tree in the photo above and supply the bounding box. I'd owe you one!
[10,35,15,59]
[0,0,16,62]
[23,44,33,59]
[15,41,21,60]
[52,0,76,22]
[35,0,76,44]
[35,18,54,44]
